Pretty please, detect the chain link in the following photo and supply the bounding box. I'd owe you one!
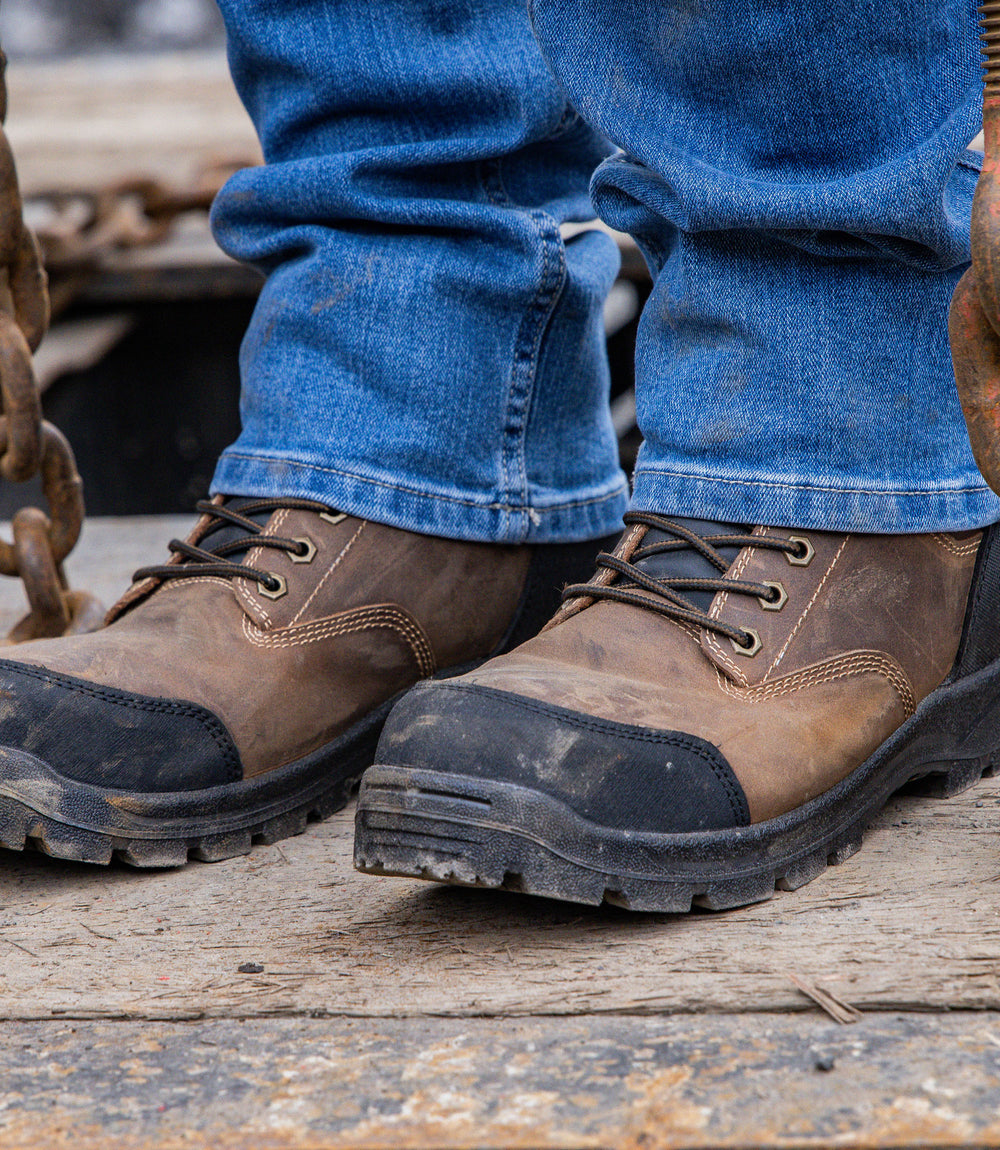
[0,48,104,642]
[27,158,248,314]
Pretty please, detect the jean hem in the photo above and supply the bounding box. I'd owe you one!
[633,467,1000,533]
[212,450,630,544]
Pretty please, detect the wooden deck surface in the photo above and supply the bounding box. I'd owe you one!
[0,519,994,1147]
[5,52,261,196]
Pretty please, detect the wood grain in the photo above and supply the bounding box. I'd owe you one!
[5,52,261,196]
[0,783,994,1022]
[2,1012,1000,1149]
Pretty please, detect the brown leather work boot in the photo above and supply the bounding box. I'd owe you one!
[355,512,999,911]
[0,496,612,865]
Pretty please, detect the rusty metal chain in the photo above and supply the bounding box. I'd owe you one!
[0,47,104,642]
[951,2,1000,494]
[29,158,248,315]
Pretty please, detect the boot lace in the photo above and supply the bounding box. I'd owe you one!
[562,511,808,652]
[133,497,335,594]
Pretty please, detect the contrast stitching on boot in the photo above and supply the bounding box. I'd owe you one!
[239,582,272,627]
[156,576,239,596]
[426,682,747,825]
[291,520,366,625]
[670,617,703,645]
[562,516,809,660]
[245,507,289,574]
[930,533,982,557]
[714,651,916,717]
[237,509,290,626]
[702,636,744,685]
[702,531,769,686]
[0,661,242,779]
[131,498,337,608]
[765,537,849,678]
[242,606,435,677]
[707,527,766,623]
[703,617,751,687]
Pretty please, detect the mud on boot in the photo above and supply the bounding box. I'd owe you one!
[0,496,612,866]
[355,514,1000,911]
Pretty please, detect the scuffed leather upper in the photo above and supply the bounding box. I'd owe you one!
[0,506,532,785]
[378,525,980,827]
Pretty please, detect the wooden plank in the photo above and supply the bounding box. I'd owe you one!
[0,785,996,1021]
[4,52,261,196]
[0,520,995,1022]
[2,1012,1000,1148]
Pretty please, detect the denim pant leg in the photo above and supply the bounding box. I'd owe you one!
[209,0,628,544]
[532,0,998,533]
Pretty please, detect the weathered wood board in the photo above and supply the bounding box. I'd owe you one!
[5,52,261,196]
[0,784,997,1023]
[4,1012,1000,1149]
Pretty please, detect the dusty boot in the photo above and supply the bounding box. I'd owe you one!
[0,497,612,866]
[356,512,996,911]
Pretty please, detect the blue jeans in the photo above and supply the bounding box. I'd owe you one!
[210,0,992,539]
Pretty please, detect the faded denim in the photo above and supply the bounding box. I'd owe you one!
[211,0,995,538]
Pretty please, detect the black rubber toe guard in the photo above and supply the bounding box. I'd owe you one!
[0,659,241,792]
[376,680,750,834]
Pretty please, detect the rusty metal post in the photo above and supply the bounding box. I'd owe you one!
[951,2,1000,493]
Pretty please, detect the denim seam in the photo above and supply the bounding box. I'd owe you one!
[480,159,568,540]
[219,450,628,513]
[636,468,991,497]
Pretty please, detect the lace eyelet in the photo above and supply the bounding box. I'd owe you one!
[289,536,316,564]
[730,628,762,657]
[319,511,347,526]
[259,573,288,600]
[784,536,815,566]
[757,580,787,611]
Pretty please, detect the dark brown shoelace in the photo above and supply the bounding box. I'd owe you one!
[562,511,808,651]
[133,497,334,594]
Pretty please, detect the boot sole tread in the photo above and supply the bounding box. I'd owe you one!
[354,661,1000,912]
[0,702,392,867]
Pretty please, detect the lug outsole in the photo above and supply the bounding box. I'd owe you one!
[355,788,887,913]
[355,693,1000,914]
[0,698,396,868]
[0,773,359,869]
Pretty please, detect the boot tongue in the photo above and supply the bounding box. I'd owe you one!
[631,516,752,613]
[193,497,277,565]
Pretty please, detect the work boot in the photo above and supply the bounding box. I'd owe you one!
[0,496,611,866]
[355,512,997,911]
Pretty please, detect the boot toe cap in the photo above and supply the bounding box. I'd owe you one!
[0,658,241,792]
[377,680,750,834]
